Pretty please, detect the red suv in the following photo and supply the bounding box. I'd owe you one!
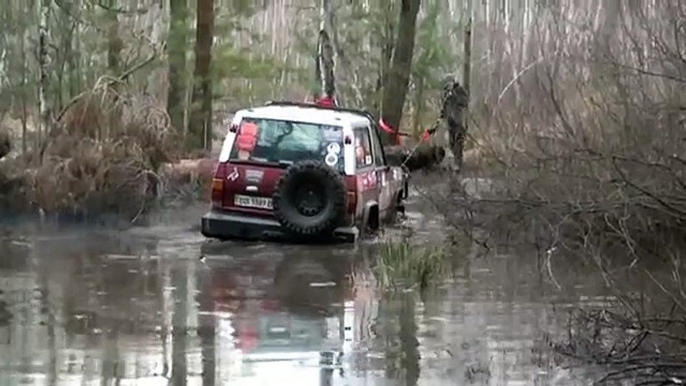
[201,101,409,243]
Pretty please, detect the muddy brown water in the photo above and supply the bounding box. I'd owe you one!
[0,187,616,385]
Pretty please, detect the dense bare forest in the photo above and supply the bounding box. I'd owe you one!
[0,0,685,383]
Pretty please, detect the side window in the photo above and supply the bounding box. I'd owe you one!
[369,123,386,166]
[353,127,373,168]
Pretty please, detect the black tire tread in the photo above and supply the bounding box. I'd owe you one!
[272,160,347,237]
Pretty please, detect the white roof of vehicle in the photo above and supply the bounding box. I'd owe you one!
[239,104,372,127]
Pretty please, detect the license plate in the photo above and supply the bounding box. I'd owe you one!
[234,194,273,210]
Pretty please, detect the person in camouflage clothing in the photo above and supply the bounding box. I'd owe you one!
[422,76,469,171]
[443,76,469,171]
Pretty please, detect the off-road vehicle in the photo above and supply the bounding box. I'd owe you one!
[200,101,409,243]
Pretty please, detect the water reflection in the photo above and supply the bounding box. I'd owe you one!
[0,227,612,385]
[202,245,348,385]
[172,260,189,385]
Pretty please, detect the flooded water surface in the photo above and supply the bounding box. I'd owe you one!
[0,199,614,385]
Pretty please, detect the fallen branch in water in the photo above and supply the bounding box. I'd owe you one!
[553,309,686,385]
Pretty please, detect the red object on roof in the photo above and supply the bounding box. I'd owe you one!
[422,130,432,142]
[315,95,337,108]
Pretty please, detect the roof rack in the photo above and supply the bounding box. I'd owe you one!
[264,100,378,124]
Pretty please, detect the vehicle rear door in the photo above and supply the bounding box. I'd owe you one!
[218,117,347,215]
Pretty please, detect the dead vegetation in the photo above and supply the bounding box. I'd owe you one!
[425,1,686,381]
[554,308,686,384]
[439,1,686,269]
[158,157,217,204]
[0,79,182,221]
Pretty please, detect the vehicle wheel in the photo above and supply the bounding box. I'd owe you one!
[387,192,405,224]
[272,160,347,238]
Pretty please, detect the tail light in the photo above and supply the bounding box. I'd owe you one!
[211,179,223,207]
[211,163,227,207]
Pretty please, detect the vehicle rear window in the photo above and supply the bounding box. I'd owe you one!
[229,118,345,170]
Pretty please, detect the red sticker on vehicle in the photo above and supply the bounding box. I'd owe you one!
[358,172,377,191]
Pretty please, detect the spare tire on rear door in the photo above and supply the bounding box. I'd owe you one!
[272,160,347,238]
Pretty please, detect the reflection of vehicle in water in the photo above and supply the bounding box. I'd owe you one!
[0,231,371,384]
[235,304,337,364]
[207,247,350,377]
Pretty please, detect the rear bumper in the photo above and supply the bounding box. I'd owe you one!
[201,209,359,243]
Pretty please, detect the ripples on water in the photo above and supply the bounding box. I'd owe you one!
[0,204,615,385]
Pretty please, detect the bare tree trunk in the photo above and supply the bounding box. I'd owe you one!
[106,0,122,74]
[374,4,395,117]
[463,0,473,102]
[20,28,27,157]
[55,8,68,114]
[167,0,188,134]
[101,0,122,142]
[597,0,621,52]
[146,1,167,100]
[70,0,82,99]
[318,0,335,100]
[380,0,422,143]
[188,0,215,152]
[327,0,363,106]
[316,30,336,100]
[37,0,50,162]
[449,0,472,173]
[412,74,424,134]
